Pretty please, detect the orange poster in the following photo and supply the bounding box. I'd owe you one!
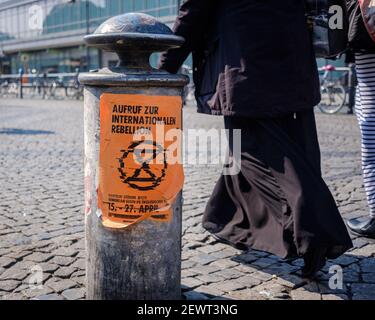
[98,93,184,229]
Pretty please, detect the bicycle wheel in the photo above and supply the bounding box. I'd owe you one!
[7,82,19,98]
[66,83,78,99]
[318,84,346,114]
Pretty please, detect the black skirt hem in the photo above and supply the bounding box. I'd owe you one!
[203,223,352,261]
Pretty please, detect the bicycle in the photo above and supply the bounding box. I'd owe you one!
[0,80,19,98]
[66,71,83,100]
[318,65,347,114]
[46,76,67,99]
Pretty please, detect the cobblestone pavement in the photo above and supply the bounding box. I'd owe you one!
[0,98,374,300]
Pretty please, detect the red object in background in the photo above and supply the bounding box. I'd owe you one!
[359,0,375,42]
[322,64,336,71]
[21,75,28,84]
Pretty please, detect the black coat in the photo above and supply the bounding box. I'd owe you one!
[159,0,321,118]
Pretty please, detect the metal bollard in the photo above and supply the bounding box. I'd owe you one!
[18,68,23,99]
[347,63,356,114]
[79,13,189,300]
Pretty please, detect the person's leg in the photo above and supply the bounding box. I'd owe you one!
[347,53,375,238]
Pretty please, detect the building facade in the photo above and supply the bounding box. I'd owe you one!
[0,0,179,74]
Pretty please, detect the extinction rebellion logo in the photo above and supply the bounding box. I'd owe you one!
[118,140,167,191]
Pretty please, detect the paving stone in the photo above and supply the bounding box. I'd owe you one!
[290,287,321,300]
[351,283,375,300]
[250,250,270,258]
[13,284,29,293]
[195,284,225,297]
[321,294,348,300]
[195,274,225,285]
[212,250,237,259]
[217,280,246,293]
[349,244,375,258]
[211,268,244,280]
[183,291,210,300]
[24,252,52,263]
[22,287,54,298]
[233,276,262,288]
[0,268,29,281]
[33,294,65,300]
[359,259,375,273]
[343,271,361,283]
[329,255,359,267]
[70,259,85,270]
[352,238,370,249]
[15,260,40,270]
[0,257,15,268]
[48,256,76,267]
[250,271,274,282]
[5,251,32,260]
[23,271,52,287]
[70,276,85,286]
[232,252,259,264]
[54,267,77,278]
[316,281,350,295]
[226,288,266,300]
[47,279,77,293]
[362,272,375,283]
[181,260,197,269]
[274,274,305,288]
[39,263,60,273]
[181,277,203,290]
[191,254,220,266]
[210,259,239,269]
[52,248,78,257]
[263,263,300,276]
[190,265,223,276]
[0,280,20,292]
[61,288,85,300]
[252,282,290,300]
[196,245,223,254]
[182,269,199,278]
[2,293,27,300]
[291,259,305,267]
[252,257,277,269]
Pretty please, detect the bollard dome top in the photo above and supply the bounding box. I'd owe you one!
[79,13,189,87]
[84,13,184,53]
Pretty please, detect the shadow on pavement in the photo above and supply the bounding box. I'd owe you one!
[182,239,374,300]
[0,128,55,135]
[226,249,374,300]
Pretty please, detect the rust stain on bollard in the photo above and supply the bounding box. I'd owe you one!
[79,12,188,300]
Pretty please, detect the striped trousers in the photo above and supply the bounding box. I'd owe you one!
[355,53,375,217]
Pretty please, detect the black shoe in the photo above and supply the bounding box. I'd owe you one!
[347,217,375,239]
[301,248,327,280]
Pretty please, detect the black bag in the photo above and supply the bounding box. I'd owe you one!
[306,0,349,58]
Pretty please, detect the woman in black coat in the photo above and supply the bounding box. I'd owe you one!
[159,0,353,278]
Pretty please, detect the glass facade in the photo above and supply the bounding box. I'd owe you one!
[0,0,179,74]
[9,46,99,73]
